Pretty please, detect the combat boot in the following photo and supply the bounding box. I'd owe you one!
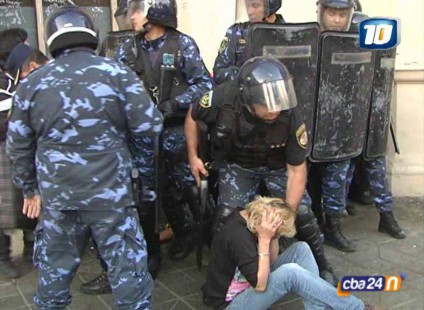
[80,270,112,295]
[379,212,406,239]
[323,214,357,252]
[169,234,194,260]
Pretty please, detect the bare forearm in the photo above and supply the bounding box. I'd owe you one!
[256,237,271,292]
[286,162,307,211]
[184,107,199,160]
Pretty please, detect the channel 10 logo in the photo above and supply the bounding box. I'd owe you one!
[337,275,405,296]
[359,18,401,49]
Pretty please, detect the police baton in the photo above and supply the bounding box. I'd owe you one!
[390,118,400,154]
[196,121,210,270]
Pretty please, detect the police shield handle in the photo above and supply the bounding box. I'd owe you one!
[23,195,42,219]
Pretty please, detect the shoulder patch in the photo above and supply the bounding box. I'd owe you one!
[296,124,308,149]
[199,91,213,109]
[218,37,229,53]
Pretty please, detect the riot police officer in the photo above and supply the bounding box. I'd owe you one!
[186,56,338,286]
[213,0,285,84]
[116,0,213,266]
[307,0,359,253]
[6,6,162,308]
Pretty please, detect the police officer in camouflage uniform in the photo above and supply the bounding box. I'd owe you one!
[116,0,213,262]
[213,0,285,84]
[6,7,162,309]
[307,0,359,253]
[346,1,405,240]
[186,56,338,286]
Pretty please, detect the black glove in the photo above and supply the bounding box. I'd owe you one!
[158,99,179,118]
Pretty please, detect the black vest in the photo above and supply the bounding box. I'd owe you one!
[214,83,290,169]
[131,30,189,107]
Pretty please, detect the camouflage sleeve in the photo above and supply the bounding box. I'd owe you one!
[212,25,241,84]
[6,85,39,198]
[285,108,309,166]
[121,66,163,187]
[114,38,135,67]
[174,35,214,109]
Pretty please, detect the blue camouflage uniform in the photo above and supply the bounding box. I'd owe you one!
[347,156,393,213]
[314,160,351,216]
[212,14,285,84]
[7,48,163,309]
[116,30,213,237]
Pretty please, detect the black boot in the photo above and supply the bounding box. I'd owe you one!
[296,205,339,287]
[169,234,194,261]
[0,232,19,278]
[162,187,194,261]
[379,212,406,239]
[80,270,112,295]
[323,214,357,252]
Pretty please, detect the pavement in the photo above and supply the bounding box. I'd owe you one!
[1,197,423,310]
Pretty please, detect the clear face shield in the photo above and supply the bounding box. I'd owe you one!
[243,79,298,121]
[128,0,152,32]
[317,4,353,31]
[244,0,269,23]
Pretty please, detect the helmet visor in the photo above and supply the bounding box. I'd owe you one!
[128,0,152,16]
[244,79,298,113]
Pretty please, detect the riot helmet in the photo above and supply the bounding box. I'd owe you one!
[147,0,177,28]
[239,56,298,120]
[317,0,355,31]
[45,6,98,58]
[349,11,368,32]
[245,0,282,22]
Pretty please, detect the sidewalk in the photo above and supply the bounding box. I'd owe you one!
[1,197,423,310]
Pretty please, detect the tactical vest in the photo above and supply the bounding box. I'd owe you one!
[213,83,290,170]
[131,29,189,109]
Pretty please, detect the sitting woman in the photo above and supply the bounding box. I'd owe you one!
[202,196,382,310]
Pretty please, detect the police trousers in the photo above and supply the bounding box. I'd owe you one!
[33,207,153,310]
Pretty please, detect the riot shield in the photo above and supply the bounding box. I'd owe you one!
[101,30,134,58]
[246,23,320,145]
[310,32,376,162]
[364,48,396,160]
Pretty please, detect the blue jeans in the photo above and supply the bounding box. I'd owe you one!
[228,242,364,310]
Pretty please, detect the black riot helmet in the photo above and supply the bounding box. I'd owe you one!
[148,0,177,29]
[317,0,355,31]
[239,56,297,115]
[268,0,282,15]
[45,6,98,58]
[244,0,281,22]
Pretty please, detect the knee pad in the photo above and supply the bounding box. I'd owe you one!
[296,205,320,240]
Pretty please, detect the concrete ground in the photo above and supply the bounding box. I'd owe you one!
[1,197,423,310]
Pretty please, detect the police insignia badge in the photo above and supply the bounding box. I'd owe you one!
[296,124,308,149]
[162,53,175,66]
[219,37,228,53]
[199,91,213,108]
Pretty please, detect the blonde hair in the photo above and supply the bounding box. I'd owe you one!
[245,196,296,238]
